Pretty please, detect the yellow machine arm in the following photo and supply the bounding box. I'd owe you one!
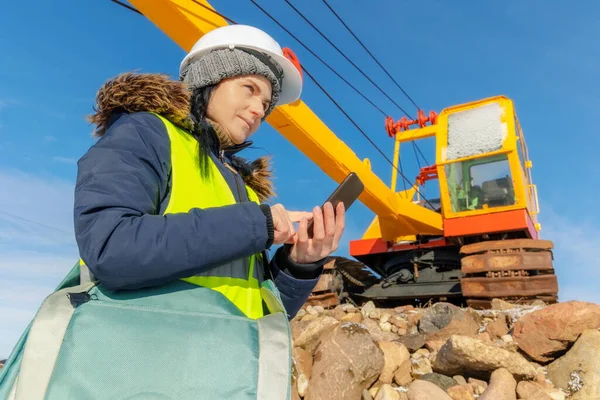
[129,0,443,239]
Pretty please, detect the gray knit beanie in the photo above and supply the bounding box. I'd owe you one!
[180,47,284,117]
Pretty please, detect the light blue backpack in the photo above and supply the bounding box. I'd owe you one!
[0,262,292,399]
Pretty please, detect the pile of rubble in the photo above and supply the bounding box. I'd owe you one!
[290,299,600,399]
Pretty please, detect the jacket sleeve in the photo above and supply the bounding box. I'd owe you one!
[74,112,271,291]
[269,246,326,319]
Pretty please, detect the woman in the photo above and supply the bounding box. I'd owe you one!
[71,25,343,398]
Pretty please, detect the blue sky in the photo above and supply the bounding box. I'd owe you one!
[1,0,599,357]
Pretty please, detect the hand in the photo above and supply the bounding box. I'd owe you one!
[289,202,345,264]
[270,204,313,245]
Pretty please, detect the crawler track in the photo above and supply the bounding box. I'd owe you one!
[460,239,559,308]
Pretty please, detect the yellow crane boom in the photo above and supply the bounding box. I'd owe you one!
[128,0,443,239]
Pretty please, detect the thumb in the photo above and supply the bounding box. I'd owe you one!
[286,211,314,222]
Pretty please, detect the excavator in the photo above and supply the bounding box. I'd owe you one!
[121,0,559,309]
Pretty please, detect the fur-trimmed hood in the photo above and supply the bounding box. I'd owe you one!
[87,72,274,202]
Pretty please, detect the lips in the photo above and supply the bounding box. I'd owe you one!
[239,116,252,130]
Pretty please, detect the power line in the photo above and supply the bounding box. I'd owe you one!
[249,0,425,194]
[109,0,142,15]
[247,0,390,116]
[322,0,419,111]
[190,0,237,24]
[303,68,432,206]
[0,211,73,236]
[321,0,431,167]
[284,0,413,118]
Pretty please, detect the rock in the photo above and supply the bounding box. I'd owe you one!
[304,322,384,400]
[453,375,467,385]
[479,368,516,400]
[374,384,400,400]
[395,334,427,352]
[405,311,423,332]
[294,316,339,353]
[378,341,411,384]
[407,379,452,400]
[369,386,381,398]
[381,314,390,324]
[476,332,493,344]
[418,373,458,391]
[301,313,319,322]
[545,388,567,400]
[341,312,363,324]
[501,334,513,344]
[446,384,475,400]
[516,381,552,400]
[292,380,301,400]
[380,322,393,332]
[531,299,547,307]
[433,335,537,379]
[395,305,415,313]
[546,329,600,399]
[297,374,309,397]
[363,318,399,342]
[394,360,413,386]
[411,356,433,377]
[425,339,445,353]
[306,305,318,315]
[390,316,408,330]
[332,305,346,321]
[293,347,313,379]
[292,346,312,395]
[370,309,382,320]
[485,316,509,339]
[467,378,487,395]
[418,303,480,343]
[341,303,357,313]
[512,301,600,363]
[362,301,377,319]
[491,298,516,310]
[414,348,430,359]
[296,308,307,318]
[362,389,373,400]
[314,305,325,314]
[419,303,458,334]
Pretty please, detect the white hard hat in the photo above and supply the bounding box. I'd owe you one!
[180,25,303,105]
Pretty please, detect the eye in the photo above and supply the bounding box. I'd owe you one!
[263,102,270,112]
[244,85,254,93]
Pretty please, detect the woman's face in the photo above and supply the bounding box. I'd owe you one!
[206,74,273,145]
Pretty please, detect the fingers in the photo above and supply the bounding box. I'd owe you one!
[271,204,296,245]
[287,211,314,222]
[271,202,346,261]
[321,202,336,251]
[331,202,345,251]
[295,215,310,256]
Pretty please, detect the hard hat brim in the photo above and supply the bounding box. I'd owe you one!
[180,44,302,106]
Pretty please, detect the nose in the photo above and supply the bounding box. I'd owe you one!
[249,98,265,120]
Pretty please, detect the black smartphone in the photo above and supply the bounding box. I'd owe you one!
[306,172,364,238]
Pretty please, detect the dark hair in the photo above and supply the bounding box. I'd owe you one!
[189,85,218,177]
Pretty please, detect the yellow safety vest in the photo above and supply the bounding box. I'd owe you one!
[81,113,267,320]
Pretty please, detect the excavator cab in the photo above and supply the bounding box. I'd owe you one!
[436,96,540,239]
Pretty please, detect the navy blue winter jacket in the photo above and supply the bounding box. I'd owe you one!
[73,74,324,319]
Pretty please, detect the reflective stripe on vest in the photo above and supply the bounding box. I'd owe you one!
[155,114,265,320]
